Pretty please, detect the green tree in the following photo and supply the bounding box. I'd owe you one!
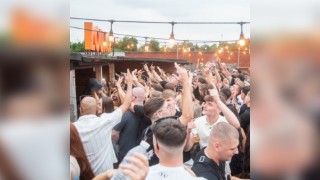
[116,36,138,51]
[70,41,84,52]
[149,39,160,51]
[138,39,160,52]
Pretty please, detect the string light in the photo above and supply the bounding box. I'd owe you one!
[70,20,250,55]
[109,20,114,42]
[144,37,149,52]
[70,25,241,44]
[169,21,176,46]
[238,21,245,46]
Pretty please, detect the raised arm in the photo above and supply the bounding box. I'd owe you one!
[150,65,163,82]
[115,76,125,104]
[118,69,133,114]
[214,65,222,84]
[209,84,240,128]
[174,63,193,126]
[132,69,145,88]
[220,64,232,83]
[157,66,168,81]
[203,66,216,85]
[143,64,154,79]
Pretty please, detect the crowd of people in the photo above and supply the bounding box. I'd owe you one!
[70,59,251,180]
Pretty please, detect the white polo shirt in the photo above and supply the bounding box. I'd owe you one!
[74,109,122,176]
[146,164,206,180]
[194,115,228,148]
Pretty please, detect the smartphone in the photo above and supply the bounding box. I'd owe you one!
[176,85,183,92]
[209,63,215,71]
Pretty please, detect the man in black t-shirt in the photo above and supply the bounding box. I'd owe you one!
[112,87,149,163]
[192,122,239,180]
[240,91,250,134]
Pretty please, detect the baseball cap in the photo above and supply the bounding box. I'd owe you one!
[235,74,245,82]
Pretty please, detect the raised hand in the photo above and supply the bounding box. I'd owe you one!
[208,83,220,101]
[204,65,214,84]
[173,63,188,84]
[132,69,138,75]
[137,69,144,76]
[143,64,150,72]
[125,69,133,85]
[131,69,138,81]
[116,76,124,88]
[150,64,155,71]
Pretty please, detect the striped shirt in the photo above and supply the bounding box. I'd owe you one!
[74,109,122,176]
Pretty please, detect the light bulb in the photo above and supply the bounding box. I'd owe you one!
[238,39,245,46]
[109,35,114,42]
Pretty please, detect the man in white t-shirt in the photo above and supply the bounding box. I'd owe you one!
[187,84,240,149]
[74,69,133,176]
[145,118,205,180]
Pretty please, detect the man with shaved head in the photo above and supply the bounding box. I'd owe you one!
[74,69,133,176]
[112,86,150,163]
[192,122,239,180]
[80,96,98,115]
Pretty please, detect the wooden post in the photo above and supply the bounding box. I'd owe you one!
[95,65,103,83]
[70,70,77,122]
[109,63,115,81]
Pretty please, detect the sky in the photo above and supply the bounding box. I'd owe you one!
[70,0,250,45]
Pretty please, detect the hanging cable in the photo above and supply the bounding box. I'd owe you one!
[69,26,240,43]
[70,17,250,25]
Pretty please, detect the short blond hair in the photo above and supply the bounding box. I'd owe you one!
[162,89,175,99]
[209,122,239,143]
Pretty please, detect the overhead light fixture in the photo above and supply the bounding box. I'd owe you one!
[109,20,114,42]
[144,37,149,52]
[145,45,149,52]
[103,32,107,46]
[238,21,245,47]
[169,21,175,45]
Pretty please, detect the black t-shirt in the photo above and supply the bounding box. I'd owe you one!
[133,105,152,137]
[113,107,150,163]
[192,148,226,180]
[141,125,158,165]
[240,107,250,134]
[239,104,248,116]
